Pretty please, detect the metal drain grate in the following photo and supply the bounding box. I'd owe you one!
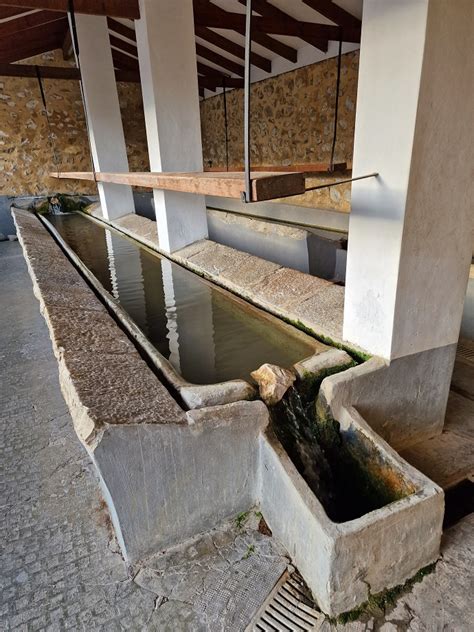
[247,571,324,631]
[457,340,474,365]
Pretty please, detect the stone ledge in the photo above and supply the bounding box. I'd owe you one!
[13,208,186,449]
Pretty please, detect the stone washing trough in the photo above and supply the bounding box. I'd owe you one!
[41,212,350,410]
[13,208,444,618]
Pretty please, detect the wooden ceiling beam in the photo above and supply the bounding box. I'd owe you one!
[194,10,361,43]
[0,61,140,82]
[0,35,63,63]
[193,1,298,62]
[109,33,137,58]
[0,1,140,19]
[0,9,64,37]
[106,16,135,41]
[238,0,328,53]
[302,0,361,31]
[197,61,229,78]
[194,26,271,73]
[199,75,244,90]
[0,18,67,61]
[0,6,29,17]
[196,42,244,77]
[111,48,139,72]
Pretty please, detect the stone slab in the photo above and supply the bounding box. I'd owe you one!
[400,429,474,490]
[290,284,345,341]
[444,390,474,439]
[219,254,282,292]
[251,267,331,311]
[187,241,252,276]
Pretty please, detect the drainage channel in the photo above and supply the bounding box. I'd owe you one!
[248,571,323,631]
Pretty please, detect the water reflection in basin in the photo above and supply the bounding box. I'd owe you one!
[48,213,315,385]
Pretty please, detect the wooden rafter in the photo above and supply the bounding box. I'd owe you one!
[0,10,64,37]
[106,17,135,42]
[0,1,140,19]
[195,26,271,73]
[109,33,137,58]
[196,43,244,77]
[0,61,140,82]
[238,0,328,53]
[194,10,361,43]
[199,76,244,90]
[0,6,28,17]
[302,0,361,31]
[194,0,298,63]
[111,48,139,72]
[0,18,67,63]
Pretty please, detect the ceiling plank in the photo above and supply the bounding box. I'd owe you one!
[196,43,244,77]
[0,1,140,19]
[0,10,64,37]
[238,0,328,53]
[194,0,298,63]
[302,0,361,31]
[195,26,271,73]
[0,61,140,82]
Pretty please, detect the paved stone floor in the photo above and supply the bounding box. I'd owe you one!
[1,241,473,631]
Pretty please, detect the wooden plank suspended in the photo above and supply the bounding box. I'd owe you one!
[50,171,306,202]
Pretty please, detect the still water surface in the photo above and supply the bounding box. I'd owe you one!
[48,213,314,385]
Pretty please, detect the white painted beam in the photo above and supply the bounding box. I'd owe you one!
[344,0,474,359]
[135,0,208,253]
[75,14,135,220]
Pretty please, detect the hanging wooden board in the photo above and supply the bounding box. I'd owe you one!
[50,170,306,202]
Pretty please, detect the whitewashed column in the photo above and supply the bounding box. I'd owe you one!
[135,0,208,253]
[343,0,473,359]
[75,14,135,220]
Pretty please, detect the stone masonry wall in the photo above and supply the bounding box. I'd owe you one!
[1,50,358,211]
[200,51,359,212]
[0,50,148,197]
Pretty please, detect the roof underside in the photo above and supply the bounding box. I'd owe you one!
[0,0,362,96]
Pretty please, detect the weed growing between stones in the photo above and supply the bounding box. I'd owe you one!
[332,563,437,624]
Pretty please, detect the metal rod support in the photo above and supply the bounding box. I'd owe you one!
[242,0,253,202]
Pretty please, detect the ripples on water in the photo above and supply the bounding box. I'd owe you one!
[48,213,314,385]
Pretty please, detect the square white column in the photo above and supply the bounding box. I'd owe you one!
[75,14,135,220]
[344,0,473,359]
[135,0,208,253]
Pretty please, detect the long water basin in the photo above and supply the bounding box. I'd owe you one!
[47,212,316,386]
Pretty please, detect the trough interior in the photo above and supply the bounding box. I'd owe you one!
[272,387,417,523]
[46,212,315,385]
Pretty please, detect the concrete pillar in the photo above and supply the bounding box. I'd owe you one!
[344,0,473,360]
[135,0,208,253]
[75,15,135,220]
